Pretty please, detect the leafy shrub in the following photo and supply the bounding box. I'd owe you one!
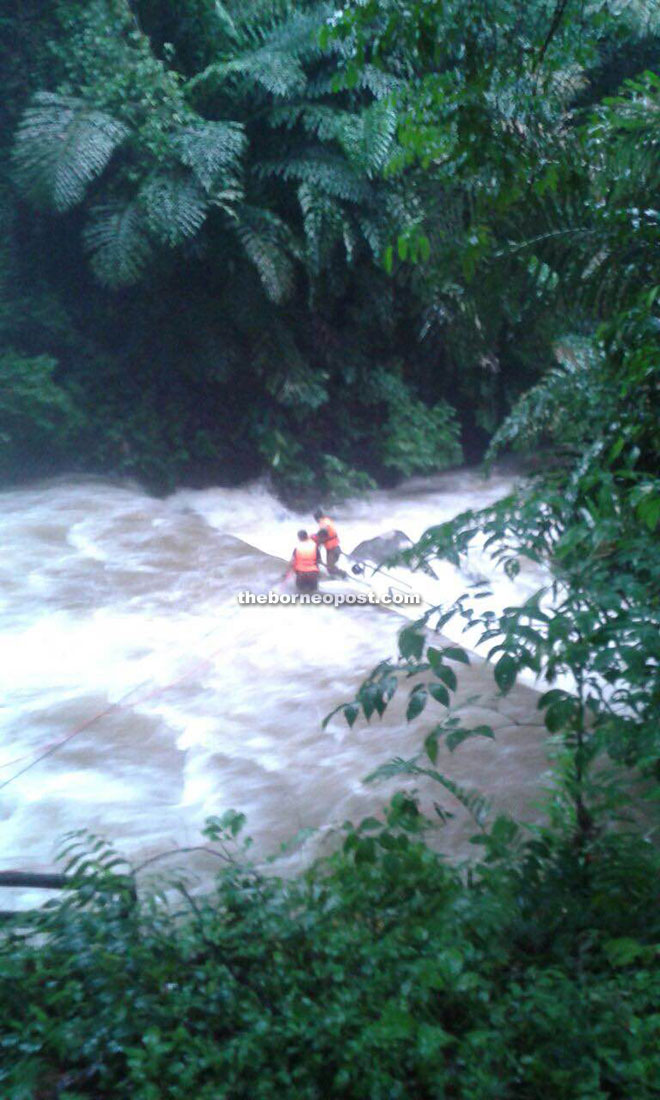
[320,453,376,503]
[382,394,463,477]
[1,794,658,1099]
[0,350,80,476]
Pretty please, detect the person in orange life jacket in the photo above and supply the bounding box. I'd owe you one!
[285,529,320,593]
[312,508,344,576]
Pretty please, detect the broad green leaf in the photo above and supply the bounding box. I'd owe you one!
[442,647,470,664]
[446,725,495,752]
[344,703,359,727]
[429,683,450,707]
[434,665,457,692]
[399,626,425,660]
[494,655,517,694]
[406,686,428,721]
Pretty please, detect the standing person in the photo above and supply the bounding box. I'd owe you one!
[286,529,320,593]
[313,508,344,577]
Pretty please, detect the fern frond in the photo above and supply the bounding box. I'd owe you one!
[365,756,490,827]
[486,339,608,460]
[83,200,153,288]
[234,204,299,301]
[189,4,327,98]
[211,0,240,42]
[588,0,660,35]
[356,65,406,99]
[273,365,329,409]
[140,172,210,246]
[342,220,358,263]
[307,65,404,99]
[257,150,371,203]
[356,213,386,259]
[221,52,308,97]
[173,121,246,193]
[298,182,348,269]
[268,103,349,142]
[337,100,399,177]
[251,314,329,409]
[13,93,128,212]
[256,5,328,62]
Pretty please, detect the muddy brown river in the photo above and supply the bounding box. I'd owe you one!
[0,469,554,908]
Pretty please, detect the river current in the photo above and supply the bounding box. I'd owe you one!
[0,468,553,909]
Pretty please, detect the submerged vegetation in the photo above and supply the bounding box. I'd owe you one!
[1,0,659,1095]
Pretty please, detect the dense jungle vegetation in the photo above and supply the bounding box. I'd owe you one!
[1,0,659,1097]
[5,0,655,495]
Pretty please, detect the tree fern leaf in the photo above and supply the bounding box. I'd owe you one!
[357,214,385,259]
[486,339,609,461]
[190,50,306,98]
[274,366,328,409]
[211,0,240,41]
[140,172,209,246]
[298,183,348,270]
[13,93,128,212]
[84,200,153,288]
[204,52,307,97]
[342,220,357,263]
[246,5,328,63]
[251,315,328,409]
[173,121,246,193]
[307,65,404,99]
[257,150,371,203]
[357,65,405,99]
[189,5,327,97]
[365,756,490,826]
[268,103,348,143]
[234,204,298,302]
[339,101,398,176]
[267,358,329,410]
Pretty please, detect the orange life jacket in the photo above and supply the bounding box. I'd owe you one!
[318,515,339,550]
[293,540,319,573]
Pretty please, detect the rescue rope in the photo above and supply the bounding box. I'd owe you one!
[0,629,227,793]
[0,557,431,792]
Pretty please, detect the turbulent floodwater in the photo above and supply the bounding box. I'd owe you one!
[1,468,553,908]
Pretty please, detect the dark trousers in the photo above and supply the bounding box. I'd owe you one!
[296,572,319,593]
[326,546,345,576]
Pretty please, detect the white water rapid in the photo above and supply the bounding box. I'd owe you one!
[1,468,554,910]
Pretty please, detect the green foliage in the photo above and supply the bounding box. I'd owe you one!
[174,120,246,193]
[324,0,660,445]
[2,0,454,493]
[10,0,413,304]
[485,338,612,461]
[84,200,155,287]
[1,784,659,1098]
[320,453,376,503]
[2,0,660,498]
[0,351,80,475]
[256,422,376,503]
[12,93,128,212]
[234,204,298,303]
[407,463,660,771]
[382,393,463,477]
